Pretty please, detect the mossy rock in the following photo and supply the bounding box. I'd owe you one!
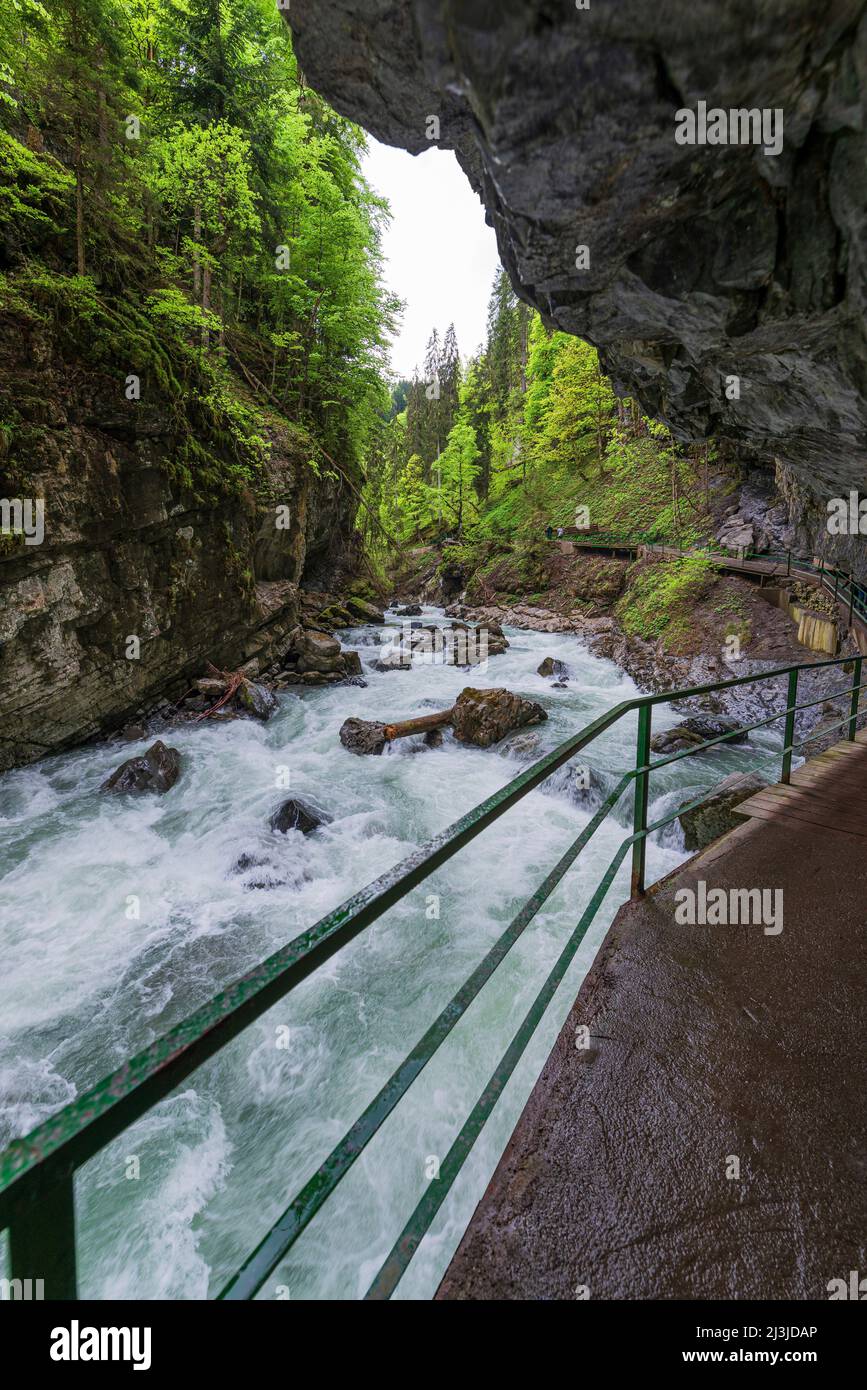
[346,577,378,602]
[318,604,354,628]
[345,595,384,623]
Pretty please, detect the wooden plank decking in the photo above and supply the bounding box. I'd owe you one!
[734,730,867,840]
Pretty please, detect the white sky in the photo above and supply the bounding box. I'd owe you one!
[361,139,501,381]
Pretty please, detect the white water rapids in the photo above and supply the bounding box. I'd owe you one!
[0,608,784,1299]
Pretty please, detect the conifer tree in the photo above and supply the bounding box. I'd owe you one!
[439,417,480,532]
[41,0,138,275]
[439,321,461,435]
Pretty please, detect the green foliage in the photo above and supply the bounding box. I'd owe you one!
[144,285,220,337]
[365,264,716,554]
[524,332,614,475]
[437,417,480,532]
[0,129,73,241]
[615,555,716,647]
[0,0,395,504]
[363,258,726,646]
[395,453,427,539]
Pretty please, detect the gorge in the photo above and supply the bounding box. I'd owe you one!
[1,0,866,1312]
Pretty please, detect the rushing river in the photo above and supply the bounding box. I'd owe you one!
[0,608,784,1299]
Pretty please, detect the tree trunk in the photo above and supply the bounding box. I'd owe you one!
[193,201,201,298]
[340,708,454,755]
[201,262,211,351]
[595,361,604,466]
[384,709,454,740]
[74,124,85,275]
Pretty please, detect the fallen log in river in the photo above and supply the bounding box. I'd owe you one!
[339,710,453,755]
[339,687,547,755]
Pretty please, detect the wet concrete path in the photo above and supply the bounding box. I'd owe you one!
[438,738,867,1300]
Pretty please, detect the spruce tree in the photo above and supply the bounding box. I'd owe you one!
[41,0,137,276]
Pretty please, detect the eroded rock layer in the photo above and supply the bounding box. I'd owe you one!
[0,312,355,772]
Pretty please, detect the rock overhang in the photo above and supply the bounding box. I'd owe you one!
[287,0,867,499]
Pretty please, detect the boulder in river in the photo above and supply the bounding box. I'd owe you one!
[269,797,331,835]
[497,730,544,762]
[451,687,547,748]
[537,656,569,678]
[232,851,269,873]
[231,854,294,891]
[281,627,366,682]
[234,680,279,721]
[543,763,601,805]
[294,629,345,674]
[345,596,385,623]
[340,717,391,756]
[396,622,507,665]
[371,655,411,672]
[652,716,747,755]
[394,603,422,616]
[650,726,705,754]
[101,740,181,794]
[341,651,364,677]
[680,715,747,745]
[678,771,769,851]
[477,621,509,656]
[189,670,279,722]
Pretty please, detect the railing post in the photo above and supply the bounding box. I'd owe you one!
[631,704,652,898]
[781,668,799,784]
[786,549,791,576]
[849,657,862,742]
[849,577,855,630]
[8,1169,78,1301]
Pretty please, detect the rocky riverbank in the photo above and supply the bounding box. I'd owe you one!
[442,577,864,758]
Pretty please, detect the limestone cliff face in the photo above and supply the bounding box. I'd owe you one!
[289,0,867,507]
[0,316,354,772]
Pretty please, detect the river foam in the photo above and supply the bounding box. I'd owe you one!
[0,608,783,1298]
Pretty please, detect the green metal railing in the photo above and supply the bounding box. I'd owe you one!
[550,527,658,546]
[0,652,864,1301]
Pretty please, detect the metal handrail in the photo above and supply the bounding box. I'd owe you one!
[0,650,863,1300]
[553,530,867,629]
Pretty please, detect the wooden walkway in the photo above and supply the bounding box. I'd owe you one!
[735,730,867,841]
[438,731,867,1300]
[557,536,867,648]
